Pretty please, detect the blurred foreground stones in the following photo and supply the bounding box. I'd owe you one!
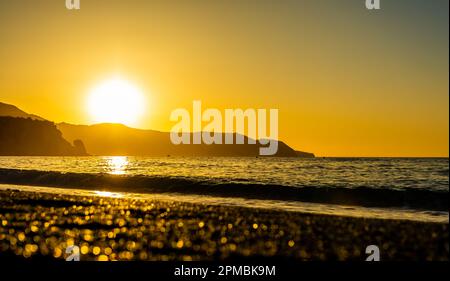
[0,189,448,261]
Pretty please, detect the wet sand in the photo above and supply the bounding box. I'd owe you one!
[0,188,448,261]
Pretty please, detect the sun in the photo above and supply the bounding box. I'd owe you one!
[87,78,146,127]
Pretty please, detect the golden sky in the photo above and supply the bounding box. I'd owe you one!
[0,0,448,157]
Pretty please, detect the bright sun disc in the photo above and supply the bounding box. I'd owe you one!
[88,78,145,126]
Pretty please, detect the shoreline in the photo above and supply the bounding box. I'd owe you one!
[0,183,448,223]
[0,186,448,261]
[0,168,448,213]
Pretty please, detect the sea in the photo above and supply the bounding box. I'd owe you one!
[0,156,448,223]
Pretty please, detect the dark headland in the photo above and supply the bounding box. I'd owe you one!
[0,116,87,156]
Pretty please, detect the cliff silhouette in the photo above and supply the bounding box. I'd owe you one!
[0,116,87,156]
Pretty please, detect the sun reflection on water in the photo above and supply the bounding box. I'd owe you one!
[94,191,124,198]
[106,156,128,175]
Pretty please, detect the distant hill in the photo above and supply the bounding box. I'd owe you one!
[57,123,312,157]
[0,116,87,156]
[0,101,314,157]
[0,102,45,121]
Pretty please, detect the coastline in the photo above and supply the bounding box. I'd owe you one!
[0,186,448,261]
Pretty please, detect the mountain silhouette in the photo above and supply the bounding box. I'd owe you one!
[0,102,45,121]
[0,101,314,157]
[57,122,314,157]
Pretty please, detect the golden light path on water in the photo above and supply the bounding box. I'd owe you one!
[94,191,124,198]
[106,156,129,175]
[95,156,128,197]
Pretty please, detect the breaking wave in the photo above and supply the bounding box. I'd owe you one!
[0,168,447,211]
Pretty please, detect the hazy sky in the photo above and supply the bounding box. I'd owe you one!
[0,0,448,156]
